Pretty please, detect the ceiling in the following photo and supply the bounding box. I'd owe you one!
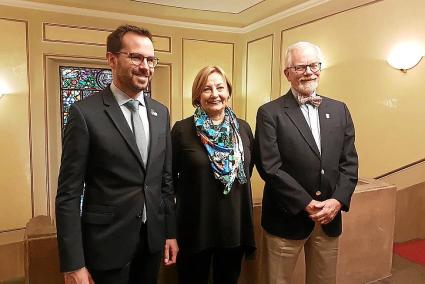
[133,0,266,14]
[0,0,377,32]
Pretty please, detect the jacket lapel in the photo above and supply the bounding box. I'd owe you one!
[144,96,159,171]
[318,97,331,161]
[102,87,146,170]
[283,91,321,159]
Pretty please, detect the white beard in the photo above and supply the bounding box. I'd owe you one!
[297,79,318,96]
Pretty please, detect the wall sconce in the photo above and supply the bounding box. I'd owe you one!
[0,79,11,100]
[387,42,423,73]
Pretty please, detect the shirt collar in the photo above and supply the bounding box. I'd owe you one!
[110,82,146,107]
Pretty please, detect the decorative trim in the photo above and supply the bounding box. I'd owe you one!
[375,159,425,179]
[42,23,172,52]
[0,16,27,23]
[156,62,173,119]
[0,227,25,234]
[152,35,172,53]
[0,0,330,33]
[43,54,49,217]
[0,17,34,228]
[130,0,265,14]
[43,22,110,47]
[240,0,329,33]
[281,0,383,33]
[24,18,35,219]
[245,34,274,120]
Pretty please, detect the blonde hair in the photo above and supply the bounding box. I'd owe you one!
[192,66,232,107]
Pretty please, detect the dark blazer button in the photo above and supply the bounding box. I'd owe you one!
[136,211,143,218]
[315,190,322,196]
[321,169,325,175]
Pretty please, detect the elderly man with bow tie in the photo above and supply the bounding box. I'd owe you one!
[254,41,358,284]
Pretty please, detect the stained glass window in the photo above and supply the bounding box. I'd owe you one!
[60,66,152,129]
[60,66,113,128]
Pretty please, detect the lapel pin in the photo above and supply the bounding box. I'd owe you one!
[326,113,330,119]
[150,109,158,116]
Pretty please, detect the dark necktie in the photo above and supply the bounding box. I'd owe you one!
[124,99,148,222]
[124,100,148,166]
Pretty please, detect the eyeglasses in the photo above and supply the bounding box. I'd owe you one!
[113,51,159,68]
[286,62,322,74]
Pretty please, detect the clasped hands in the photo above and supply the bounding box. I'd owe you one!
[305,198,341,225]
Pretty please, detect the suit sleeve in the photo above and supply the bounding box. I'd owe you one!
[55,103,88,272]
[162,110,176,238]
[254,106,312,216]
[171,121,181,190]
[241,120,255,177]
[332,104,358,211]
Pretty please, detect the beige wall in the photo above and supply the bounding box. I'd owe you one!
[1,0,425,255]
[0,19,32,231]
[246,35,274,198]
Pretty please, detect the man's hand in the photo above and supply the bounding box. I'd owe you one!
[309,198,342,224]
[64,267,94,284]
[305,199,324,215]
[163,238,179,266]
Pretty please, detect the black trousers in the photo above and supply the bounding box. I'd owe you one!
[89,224,162,284]
[177,247,244,284]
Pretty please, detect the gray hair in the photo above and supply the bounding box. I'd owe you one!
[284,42,323,68]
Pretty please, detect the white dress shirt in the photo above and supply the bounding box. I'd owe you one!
[292,88,321,154]
[110,82,150,147]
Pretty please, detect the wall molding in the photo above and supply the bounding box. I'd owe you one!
[42,22,172,52]
[0,17,34,231]
[245,34,274,121]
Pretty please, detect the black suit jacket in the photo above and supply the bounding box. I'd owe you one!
[55,86,176,272]
[254,90,358,240]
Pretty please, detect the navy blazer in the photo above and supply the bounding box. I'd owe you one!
[56,86,175,272]
[254,90,358,240]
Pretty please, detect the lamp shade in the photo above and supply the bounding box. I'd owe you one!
[387,42,423,71]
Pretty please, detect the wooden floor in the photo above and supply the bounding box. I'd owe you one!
[4,254,425,284]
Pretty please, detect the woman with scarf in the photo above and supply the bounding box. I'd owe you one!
[171,66,255,284]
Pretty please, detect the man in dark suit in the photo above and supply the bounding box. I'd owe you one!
[255,42,358,284]
[56,25,178,284]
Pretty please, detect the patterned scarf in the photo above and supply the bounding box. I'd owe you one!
[194,106,247,194]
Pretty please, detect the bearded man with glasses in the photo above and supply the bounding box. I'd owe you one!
[56,25,178,284]
[255,42,358,284]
